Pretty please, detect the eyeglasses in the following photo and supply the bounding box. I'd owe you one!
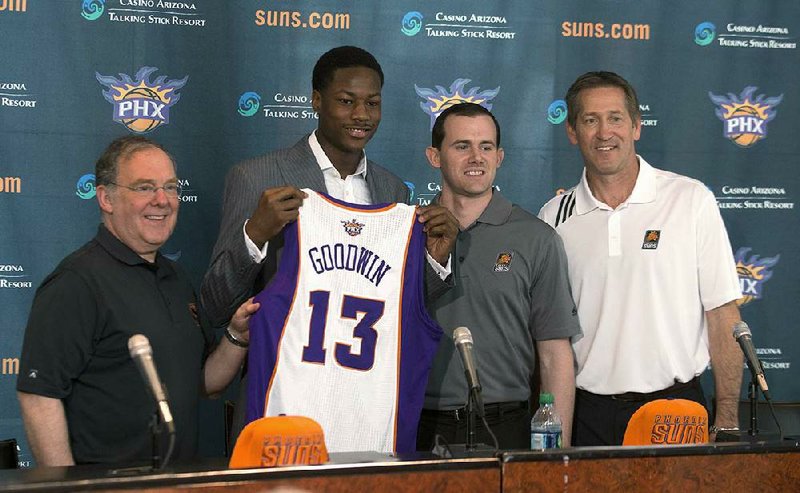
[109,182,182,197]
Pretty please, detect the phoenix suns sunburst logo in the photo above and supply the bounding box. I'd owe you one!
[415,78,499,129]
[735,247,780,306]
[341,219,365,237]
[96,66,188,133]
[708,86,783,148]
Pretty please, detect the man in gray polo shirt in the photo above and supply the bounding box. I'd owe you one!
[416,103,581,451]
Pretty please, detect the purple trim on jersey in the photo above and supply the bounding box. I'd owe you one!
[314,190,394,211]
[395,220,443,454]
[246,220,301,425]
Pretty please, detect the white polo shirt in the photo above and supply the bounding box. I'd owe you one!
[538,157,741,394]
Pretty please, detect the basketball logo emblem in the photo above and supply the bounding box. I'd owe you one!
[642,230,661,250]
[415,79,500,129]
[493,251,513,272]
[341,219,365,237]
[96,66,188,134]
[734,247,780,306]
[709,87,783,148]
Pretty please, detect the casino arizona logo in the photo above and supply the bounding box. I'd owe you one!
[96,66,188,133]
[708,86,783,148]
[415,79,499,129]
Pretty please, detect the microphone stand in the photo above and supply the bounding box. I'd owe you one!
[150,411,163,470]
[109,410,170,476]
[466,394,477,451]
[748,378,759,436]
[718,360,782,443]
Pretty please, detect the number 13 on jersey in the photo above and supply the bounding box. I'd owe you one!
[301,290,386,371]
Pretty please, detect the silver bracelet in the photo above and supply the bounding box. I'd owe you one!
[225,327,249,348]
[710,425,739,434]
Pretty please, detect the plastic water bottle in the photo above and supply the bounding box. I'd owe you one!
[530,392,562,449]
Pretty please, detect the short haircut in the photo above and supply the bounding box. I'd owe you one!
[565,71,640,128]
[430,102,501,149]
[95,135,172,187]
[312,45,384,92]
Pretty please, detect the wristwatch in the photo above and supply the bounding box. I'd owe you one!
[709,425,739,434]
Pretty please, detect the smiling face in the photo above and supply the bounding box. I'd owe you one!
[426,114,504,201]
[312,66,382,169]
[97,147,178,262]
[567,86,641,179]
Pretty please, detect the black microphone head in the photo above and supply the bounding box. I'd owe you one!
[732,321,752,340]
[453,326,473,347]
[128,334,152,358]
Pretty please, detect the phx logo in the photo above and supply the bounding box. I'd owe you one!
[493,252,513,272]
[708,86,783,148]
[735,247,780,306]
[415,79,499,129]
[96,67,188,134]
[341,219,365,237]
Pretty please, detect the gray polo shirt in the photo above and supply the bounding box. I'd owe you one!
[424,191,581,410]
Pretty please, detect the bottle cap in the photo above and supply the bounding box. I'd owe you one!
[538,392,554,405]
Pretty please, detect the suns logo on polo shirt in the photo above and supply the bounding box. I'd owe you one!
[641,230,661,249]
[493,252,513,272]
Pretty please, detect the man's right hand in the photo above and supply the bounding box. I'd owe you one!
[245,186,308,248]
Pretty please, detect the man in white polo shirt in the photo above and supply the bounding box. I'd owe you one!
[538,71,743,446]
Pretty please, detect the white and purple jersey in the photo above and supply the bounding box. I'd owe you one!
[246,189,442,454]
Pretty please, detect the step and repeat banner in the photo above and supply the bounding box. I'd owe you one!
[1,1,798,464]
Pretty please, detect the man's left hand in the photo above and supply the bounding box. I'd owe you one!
[228,297,260,343]
[416,205,459,266]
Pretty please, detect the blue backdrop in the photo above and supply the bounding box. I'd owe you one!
[1,1,798,465]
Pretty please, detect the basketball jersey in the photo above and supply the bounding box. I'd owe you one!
[246,189,442,454]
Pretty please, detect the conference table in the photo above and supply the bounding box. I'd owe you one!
[0,440,798,492]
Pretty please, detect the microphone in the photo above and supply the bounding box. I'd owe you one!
[732,321,771,401]
[453,327,485,417]
[128,334,176,434]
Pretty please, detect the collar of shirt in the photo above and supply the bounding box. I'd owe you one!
[434,189,512,230]
[308,130,369,179]
[95,223,174,276]
[474,189,513,226]
[574,154,657,215]
[308,131,371,204]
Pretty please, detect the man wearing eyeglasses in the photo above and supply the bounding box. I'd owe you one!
[17,135,258,466]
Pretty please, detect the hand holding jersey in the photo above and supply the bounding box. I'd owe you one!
[245,186,309,249]
[416,205,459,266]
